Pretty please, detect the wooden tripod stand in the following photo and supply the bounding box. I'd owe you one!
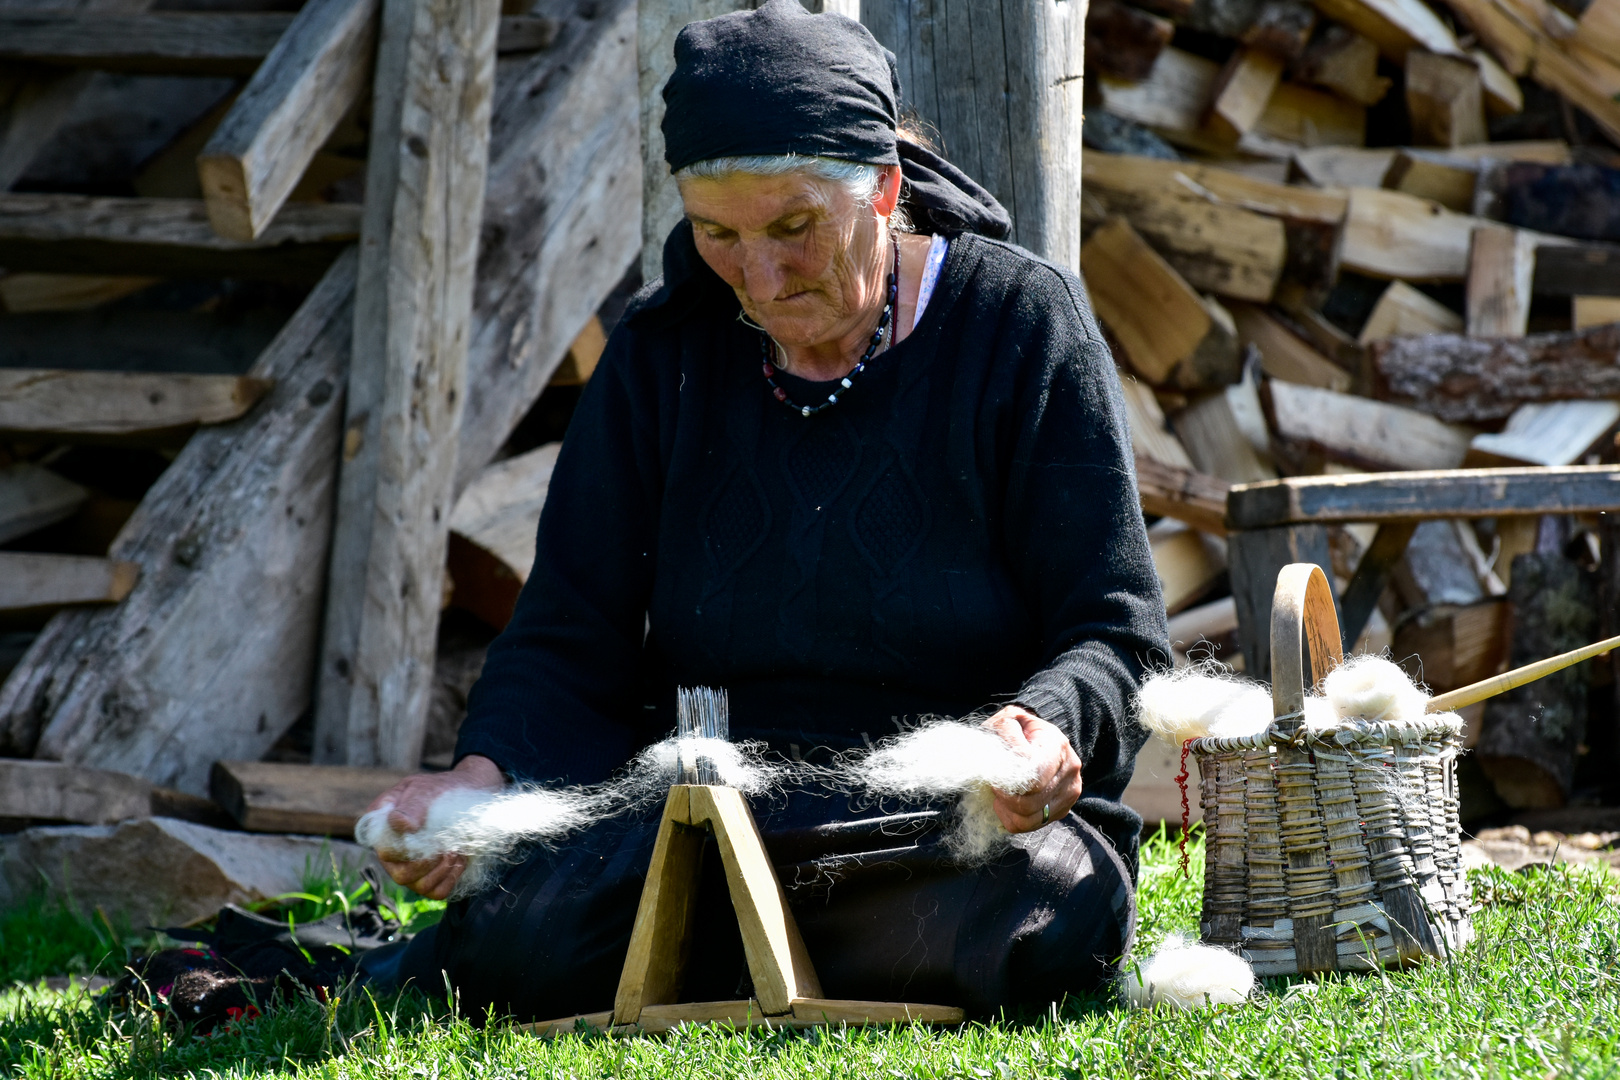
[526,784,964,1036]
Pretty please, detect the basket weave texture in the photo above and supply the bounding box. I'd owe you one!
[1191,564,1472,975]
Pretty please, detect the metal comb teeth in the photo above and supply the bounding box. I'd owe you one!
[676,686,729,785]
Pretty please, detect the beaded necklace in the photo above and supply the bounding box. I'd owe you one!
[759,233,899,418]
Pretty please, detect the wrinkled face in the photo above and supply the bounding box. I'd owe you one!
[679,169,891,349]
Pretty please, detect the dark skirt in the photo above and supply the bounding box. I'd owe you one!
[376,788,1136,1021]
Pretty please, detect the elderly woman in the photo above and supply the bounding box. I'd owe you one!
[364,0,1166,1019]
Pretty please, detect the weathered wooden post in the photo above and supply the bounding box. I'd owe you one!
[859,0,1087,271]
[313,0,500,769]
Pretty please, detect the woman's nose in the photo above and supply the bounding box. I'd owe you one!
[739,242,787,302]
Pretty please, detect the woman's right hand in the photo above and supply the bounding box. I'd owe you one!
[365,753,504,900]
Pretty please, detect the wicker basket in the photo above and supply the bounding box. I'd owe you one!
[1190,563,1471,976]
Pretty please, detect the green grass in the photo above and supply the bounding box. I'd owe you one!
[2,829,1618,1079]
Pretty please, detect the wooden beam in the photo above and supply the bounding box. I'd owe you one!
[197,0,379,241]
[0,13,291,75]
[1085,0,1174,82]
[1226,465,1620,528]
[0,370,270,438]
[0,553,138,611]
[1296,24,1391,105]
[1308,0,1463,61]
[209,760,411,835]
[1358,279,1464,343]
[0,758,152,825]
[1268,380,1475,470]
[0,249,355,783]
[1135,455,1231,535]
[0,195,359,282]
[1341,187,1477,281]
[313,0,500,769]
[1372,323,1620,422]
[1081,217,1237,387]
[0,463,86,545]
[1406,50,1488,147]
[1466,223,1537,337]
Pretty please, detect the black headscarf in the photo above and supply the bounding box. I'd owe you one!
[635,0,1010,325]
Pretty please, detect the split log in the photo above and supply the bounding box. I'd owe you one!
[1438,0,1535,75]
[1119,375,1196,469]
[1358,279,1463,343]
[1083,151,1348,225]
[1391,598,1510,691]
[1573,297,1620,329]
[197,0,379,241]
[1406,50,1487,147]
[1242,0,1318,58]
[1472,47,1523,115]
[1372,323,1620,422]
[1341,187,1477,281]
[0,370,271,438]
[1085,0,1174,82]
[1294,24,1390,104]
[548,316,607,388]
[313,0,500,769]
[1383,150,1477,211]
[1578,0,1620,58]
[862,0,1087,269]
[1533,242,1620,297]
[1291,146,1395,187]
[1135,455,1231,535]
[0,553,138,611]
[0,195,359,283]
[447,442,559,630]
[0,272,157,313]
[1309,0,1463,61]
[1230,302,1352,391]
[1497,163,1620,243]
[1390,519,1490,609]
[1081,217,1239,388]
[0,463,86,545]
[1465,223,1536,337]
[0,759,152,825]
[1268,380,1474,469]
[0,249,356,783]
[1173,389,1277,483]
[1182,0,1265,38]
[1207,48,1286,144]
[1477,545,1599,808]
[1470,401,1620,466]
[1149,519,1225,614]
[210,760,410,835]
[1531,42,1620,148]
[1253,81,1367,146]
[1094,47,1221,144]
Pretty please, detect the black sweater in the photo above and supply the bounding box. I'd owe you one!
[455,233,1168,863]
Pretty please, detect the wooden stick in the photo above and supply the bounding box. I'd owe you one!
[1426,632,1620,713]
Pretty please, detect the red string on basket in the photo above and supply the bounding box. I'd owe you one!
[1177,737,1193,877]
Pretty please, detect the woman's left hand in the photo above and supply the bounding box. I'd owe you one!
[983,705,1083,833]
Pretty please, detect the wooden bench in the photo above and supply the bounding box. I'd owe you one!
[1225,466,1620,675]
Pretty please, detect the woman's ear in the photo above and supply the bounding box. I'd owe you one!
[873,163,903,219]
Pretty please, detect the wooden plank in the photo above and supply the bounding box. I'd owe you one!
[1470,400,1620,465]
[1085,0,1174,82]
[0,553,138,611]
[789,999,964,1025]
[1383,150,1477,212]
[1358,280,1464,343]
[1253,81,1367,146]
[197,0,379,241]
[687,784,821,1015]
[1341,187,1476,281]
[1269,380,1475,470]
[612,787,706,1024]
[209,759,411,835]
[0,370,270,437]
[1308,0,1463,61]
[1226,465,1620,528]
[1296,25,1391,105]
[1407,50,1487,147]
[1372,323,1620,421]
[1466,223,1537,337]
[0,463,86,545]
[523,1010,616,1037]
[0,250,356,783]
[0,758,152,825]
[1535,242,1620,297]
[0,194,359,282]
[1573,296,1620,328]
[1207,48,1286,143]
[1082,218,1232,386]
[313,0,500,770]
[1136,455,1231,535]
[0,13,291,75]
[1230,303,1352,391]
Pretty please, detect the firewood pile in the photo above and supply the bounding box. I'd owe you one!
[1083,0,1620,822]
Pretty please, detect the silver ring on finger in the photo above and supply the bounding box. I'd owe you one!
[1042,802,1051,824]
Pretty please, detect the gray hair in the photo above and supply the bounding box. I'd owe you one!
[675,154,912,232]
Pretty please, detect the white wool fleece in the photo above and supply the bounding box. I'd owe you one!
[1123,937,1255,1008]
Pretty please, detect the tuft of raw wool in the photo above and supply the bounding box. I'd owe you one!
[1135,663,1272,744]
[853,720,1042,863]
[1322,655,1429,724]
[1123,937,1255,1009]
[1302,695,1338,731]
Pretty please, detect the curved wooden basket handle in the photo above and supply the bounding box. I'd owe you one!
[1270,563,1344,729]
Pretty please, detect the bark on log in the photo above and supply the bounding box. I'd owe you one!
[1086,0,1174,82]
[1476,541,1600,809]
[1371,323,1620,423]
